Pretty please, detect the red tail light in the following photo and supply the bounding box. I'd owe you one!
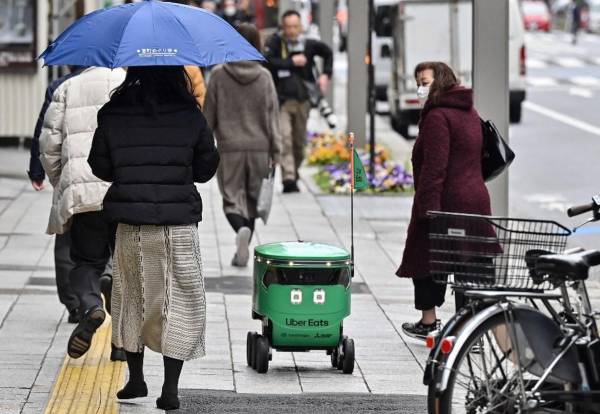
[520,45,527,77]
[440,336,455,354]
[425,334,436,349]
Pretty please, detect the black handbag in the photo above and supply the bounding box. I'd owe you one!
[481,119,515,182]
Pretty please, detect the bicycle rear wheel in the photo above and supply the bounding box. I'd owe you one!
[434,313,569,414]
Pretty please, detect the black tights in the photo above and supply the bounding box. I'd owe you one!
[226,213,256,235]
[125,350,183,396]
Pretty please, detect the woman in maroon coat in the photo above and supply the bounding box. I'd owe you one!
[398,62,492,340]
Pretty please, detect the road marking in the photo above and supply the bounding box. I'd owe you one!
[570,76,600,87]
[527,77,559,87]
[553,57,586,68]
[582,34,600,44]
[524,101,600,137]
[524,194,570,212]
[569,87,595,98]
[573,225,600,235]
[526,58,548,69]
[44,318,124,414]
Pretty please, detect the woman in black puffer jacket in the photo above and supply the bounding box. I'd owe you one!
[88,66,219,411]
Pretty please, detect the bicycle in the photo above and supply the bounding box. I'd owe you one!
[423,196,600,413]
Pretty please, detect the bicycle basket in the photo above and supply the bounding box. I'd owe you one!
[428,212,571,291]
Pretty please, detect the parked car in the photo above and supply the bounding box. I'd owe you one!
[589,0,600,32]
[522,0,552,31]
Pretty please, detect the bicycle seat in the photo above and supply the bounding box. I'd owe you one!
[535,250,600,281]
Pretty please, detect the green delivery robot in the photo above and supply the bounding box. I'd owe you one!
[246,241,355,374]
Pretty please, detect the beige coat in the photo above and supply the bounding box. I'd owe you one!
[39,67,126,235]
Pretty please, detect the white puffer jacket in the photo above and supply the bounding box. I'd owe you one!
[39,67,126,235]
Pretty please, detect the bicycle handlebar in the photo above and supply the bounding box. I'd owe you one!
[567,195,600,218]
[567,203,595,217]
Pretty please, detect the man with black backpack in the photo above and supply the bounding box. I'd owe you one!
[264,9,333,193]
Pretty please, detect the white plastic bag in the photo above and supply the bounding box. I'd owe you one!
[257,167,275,224]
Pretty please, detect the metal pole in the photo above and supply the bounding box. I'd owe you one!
[347,0,368,146]
[349,133,355,277]
[368,0,376,185]
[318,0,335,107]
[473,0,509,215]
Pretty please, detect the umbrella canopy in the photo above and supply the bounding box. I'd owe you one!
[39,0,264,68]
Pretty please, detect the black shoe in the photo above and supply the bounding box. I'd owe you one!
[401,319,441,341]
[156,393,180,410]
[100,274,112,315]
[282,180,300,193]
[117,381,148,399]
[111,344,127,362]
[67,308,80,324]
[67,306,106,359]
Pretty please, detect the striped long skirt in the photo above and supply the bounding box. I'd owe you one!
[111,224,206,361]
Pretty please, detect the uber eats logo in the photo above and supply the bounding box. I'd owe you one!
[285,318,329,327]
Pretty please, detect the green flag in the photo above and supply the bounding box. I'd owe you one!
[353,149,368,190]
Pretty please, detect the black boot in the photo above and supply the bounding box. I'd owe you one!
[110,344,127,362]
[117,350,147,399]
[156,356,183,410]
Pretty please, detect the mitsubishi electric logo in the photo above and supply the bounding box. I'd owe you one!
[137,48,179,58]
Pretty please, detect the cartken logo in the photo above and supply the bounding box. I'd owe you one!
[137,48,179,58]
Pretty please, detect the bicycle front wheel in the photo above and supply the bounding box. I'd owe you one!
[434,313,567,414]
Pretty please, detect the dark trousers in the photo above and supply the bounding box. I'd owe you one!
[69,211,116,313]
[412,277,466,312]
[54,231,79,312]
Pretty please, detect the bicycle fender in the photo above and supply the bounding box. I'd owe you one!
[436,302,580,394]
[423,305,474,386]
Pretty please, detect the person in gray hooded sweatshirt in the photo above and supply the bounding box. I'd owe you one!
[204,23,282,267]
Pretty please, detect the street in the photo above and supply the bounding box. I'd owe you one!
[511,31,600,255]
[2,11,600,414]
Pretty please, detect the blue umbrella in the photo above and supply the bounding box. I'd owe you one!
[39,0,264,68]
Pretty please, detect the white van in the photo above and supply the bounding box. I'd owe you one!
[509,0,527,123]
[387,0,527,137]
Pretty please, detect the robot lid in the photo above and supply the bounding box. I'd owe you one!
[254,241,350,262]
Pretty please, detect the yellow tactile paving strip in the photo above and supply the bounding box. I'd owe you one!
[45,319,125,414]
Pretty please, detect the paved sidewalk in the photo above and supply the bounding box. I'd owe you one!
[0,145,448,413]
[4,147,600,413]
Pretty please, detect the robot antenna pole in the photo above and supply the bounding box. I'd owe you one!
[349,133,355,278]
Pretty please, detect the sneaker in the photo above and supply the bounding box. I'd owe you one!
[99,274,112,315]
[233,227,252,267]
[282,180,300,193]
[67,306,106,359]
[401,319,441,341]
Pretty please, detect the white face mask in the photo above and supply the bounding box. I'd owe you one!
[417,85,430,105]
[224,6,237,16]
